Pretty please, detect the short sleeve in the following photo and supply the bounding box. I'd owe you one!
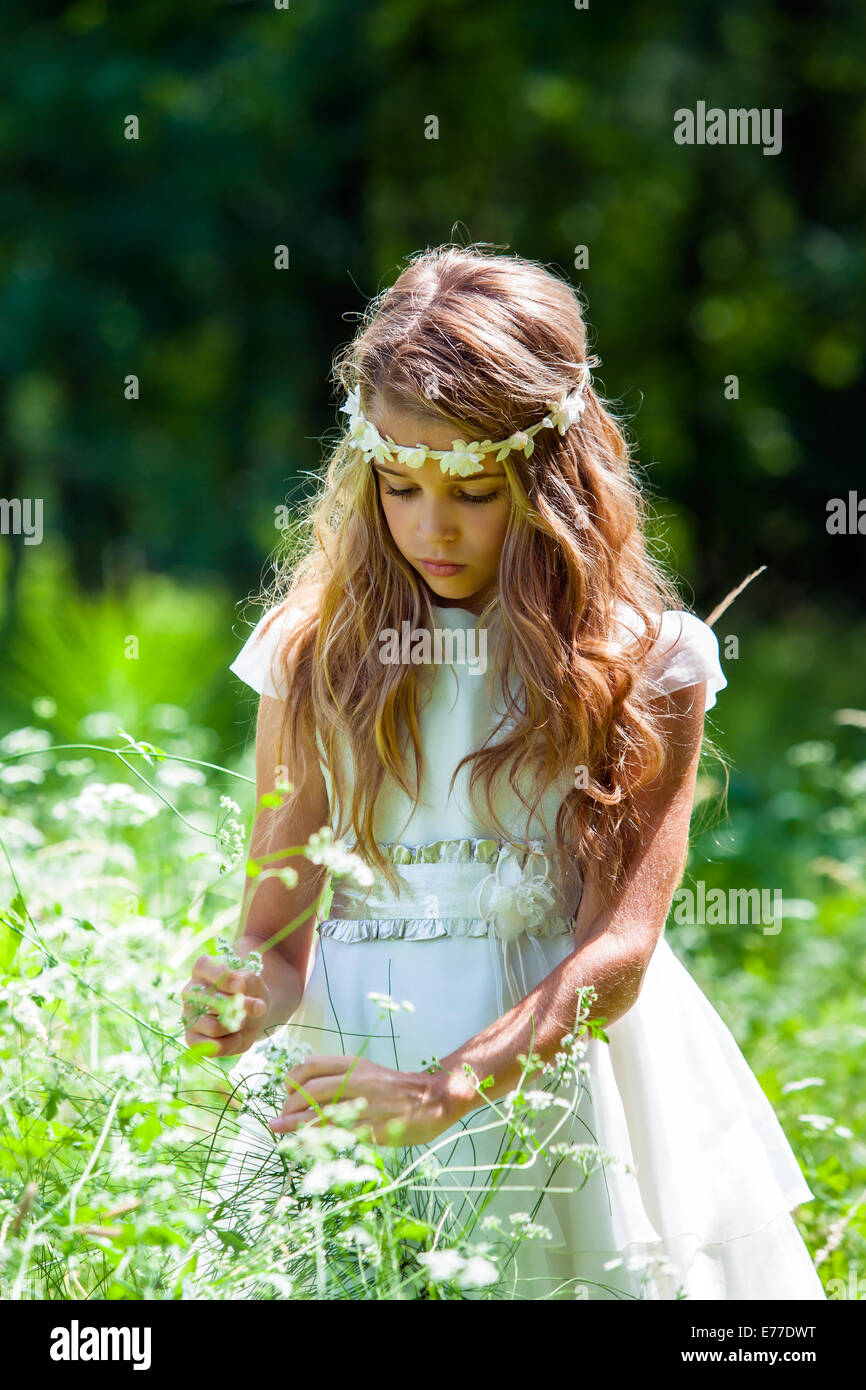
[229,604,300,701]
[613,605,728,711]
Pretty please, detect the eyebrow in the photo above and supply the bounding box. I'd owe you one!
[372,464,506,481]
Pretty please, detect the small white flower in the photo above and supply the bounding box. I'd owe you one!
[306,828,375,888]
[495,431,535,463]
[367,991,401,1012]
[0,727,53,755]
[418,1249,465,1281]
[797,1114,836,1131]
[781,1076,825,1094]
[521,1089,566,1111]
[10,995,50,1046]
[458,1255,499,1288]
[545,385,589,434]
[480,1215,504,1233]
[445,441,489,477]
[298,1159,381,1195]
[213,992,246,1032]
[0,764,45,785]
[396,446,429,469]
[51,781,161,826]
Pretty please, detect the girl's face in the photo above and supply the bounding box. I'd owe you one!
[371,403,512,615]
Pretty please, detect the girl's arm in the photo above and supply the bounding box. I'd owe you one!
[234,692,331,1032]
[184,692,331,1056]
[428,680,708,1124]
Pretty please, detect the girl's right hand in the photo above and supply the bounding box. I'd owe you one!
[181,955,272,1058]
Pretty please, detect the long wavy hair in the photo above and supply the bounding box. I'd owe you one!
[242,243,724,904]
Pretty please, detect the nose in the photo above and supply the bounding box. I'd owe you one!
[415,496,460,544]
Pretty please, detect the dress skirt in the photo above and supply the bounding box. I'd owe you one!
[197,836,826,1301]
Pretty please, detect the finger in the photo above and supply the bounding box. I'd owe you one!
[286,1055,357,1085]
[185,1026,255,1058]
[181,992,219,1026]
[180,986,227,1023]
[281,1075,345,1113]
[181,981,218,1008]
[187,995,267,1033]
[184,1029,223,1057]
[269,1108,323,1134]
[192,957,245,992]
[186,1013,237,1039]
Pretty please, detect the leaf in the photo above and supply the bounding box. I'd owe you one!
[394,1217,432,1241]
[9,894,28,925]
[0,919,20,973]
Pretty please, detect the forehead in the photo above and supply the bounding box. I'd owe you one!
[369,403,505,480]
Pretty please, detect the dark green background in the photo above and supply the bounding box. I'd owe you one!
[2,0,864,628]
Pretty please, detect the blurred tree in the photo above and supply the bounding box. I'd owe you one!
[1,0,863,625]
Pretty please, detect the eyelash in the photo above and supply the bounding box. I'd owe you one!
[384,484,501,505]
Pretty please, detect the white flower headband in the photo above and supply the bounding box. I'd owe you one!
[339,364,592,478]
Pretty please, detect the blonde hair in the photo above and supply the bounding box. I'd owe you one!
[245,243,712,902]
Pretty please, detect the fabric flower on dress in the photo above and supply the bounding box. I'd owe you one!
[475,846,558,943]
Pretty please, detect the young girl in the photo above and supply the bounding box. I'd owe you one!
[184,244,825,1300]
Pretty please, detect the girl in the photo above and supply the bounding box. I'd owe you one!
[184,244,825,1300]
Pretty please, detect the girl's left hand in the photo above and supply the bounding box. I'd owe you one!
[267,1054,449,1148]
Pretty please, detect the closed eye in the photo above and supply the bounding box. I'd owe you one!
[384,484,500,505]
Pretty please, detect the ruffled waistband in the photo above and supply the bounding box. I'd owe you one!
[318,835,572,945]
[317,835,574,1018]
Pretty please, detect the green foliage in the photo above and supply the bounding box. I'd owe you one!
[1,1,863,609]
[0,569,863,1298]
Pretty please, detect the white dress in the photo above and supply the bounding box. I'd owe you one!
[208,599,825,1301]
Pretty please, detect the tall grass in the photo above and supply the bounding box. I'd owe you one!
[0,558,863,1298]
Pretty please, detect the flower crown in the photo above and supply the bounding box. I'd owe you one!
[339,365,592,478]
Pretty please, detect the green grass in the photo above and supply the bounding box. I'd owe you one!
[0,549,863,1298]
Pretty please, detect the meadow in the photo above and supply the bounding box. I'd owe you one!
[1,549,863,1299]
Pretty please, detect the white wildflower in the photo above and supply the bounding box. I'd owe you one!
[0,727,53,755]
[0,764,45,785]
[521,1089,563,1111]
[213,992,246,1033]
[458,1255,499,1288]
[306,828,375,888]
[9,995,50,1047]
[51,782,161,827]
[367,992,415,1013]
[78,711,124,738]
[55,758,96,777]
[298,1158,381,1195]
[418,1249,465,1281]
[155,763,206,788]
[479,1215,504,1233]
[508,1212,552,1241]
